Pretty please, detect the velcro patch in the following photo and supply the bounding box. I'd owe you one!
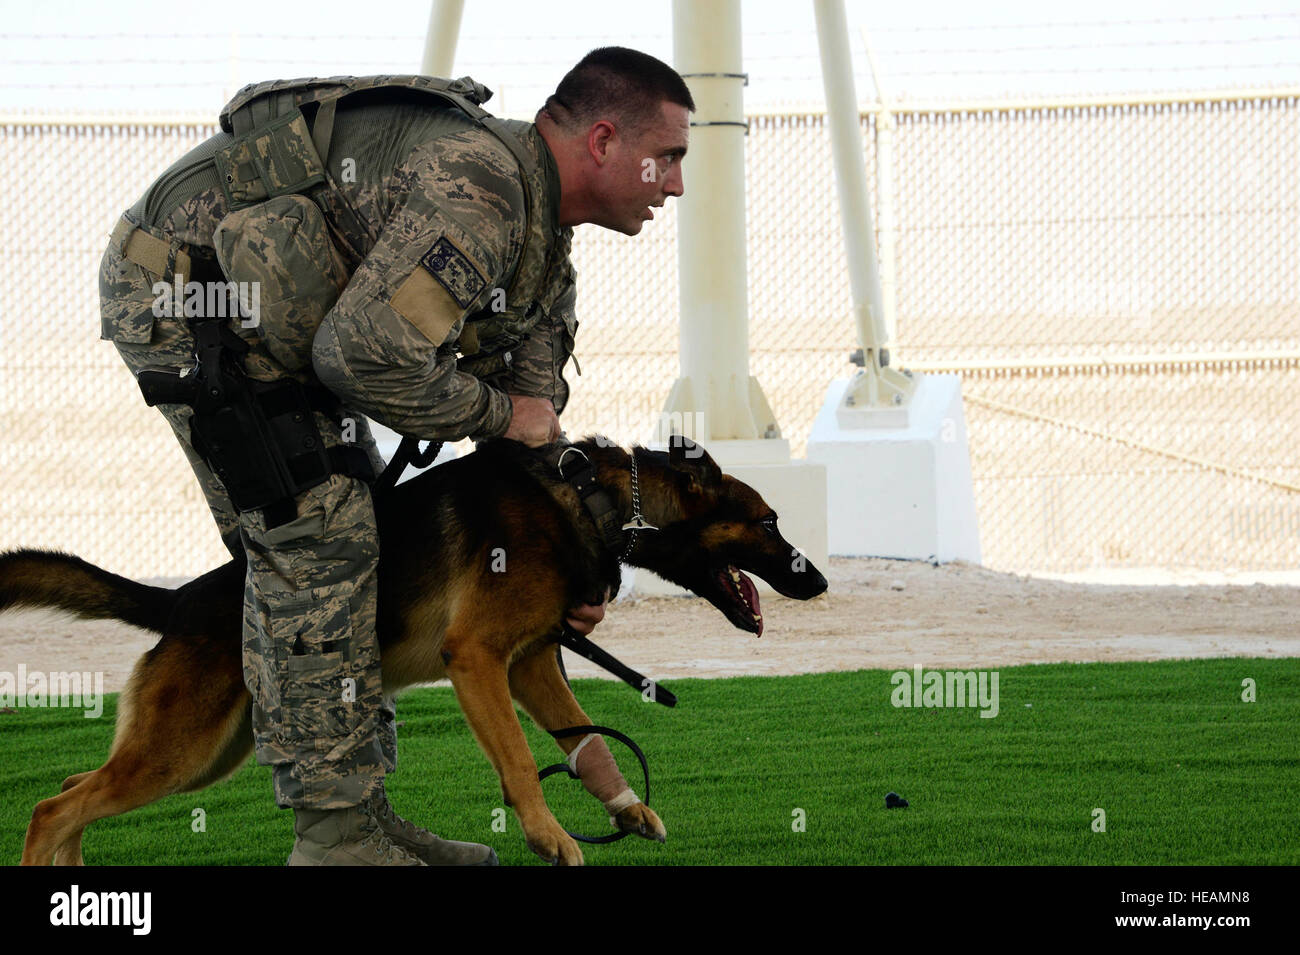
[420,236,486,309]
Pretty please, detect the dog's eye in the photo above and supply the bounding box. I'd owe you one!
[761,516,779,535]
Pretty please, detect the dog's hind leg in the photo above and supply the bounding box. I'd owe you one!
[507,641,667,843]
[23,638,252,866]
[43,700,252,867]
[25,748,190,865]
[46,772,96,866]
[24,701,252,866]
[34,757,170,867]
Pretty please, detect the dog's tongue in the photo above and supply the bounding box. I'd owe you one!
[738,569,763,637]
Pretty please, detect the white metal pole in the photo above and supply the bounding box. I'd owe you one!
[813,0,914,411]
[421,0,464,76]
[813,0,887,352]
[670,0,757,441]
[859,26,897,346]
[876,115,897,345]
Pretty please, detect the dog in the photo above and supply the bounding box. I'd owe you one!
[4,435,827,866]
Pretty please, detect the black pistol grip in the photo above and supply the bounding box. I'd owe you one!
[136,366,197,407]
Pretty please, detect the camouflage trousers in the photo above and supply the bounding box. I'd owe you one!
[100,210,396,809]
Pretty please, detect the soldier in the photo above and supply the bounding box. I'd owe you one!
[99,46,693,865]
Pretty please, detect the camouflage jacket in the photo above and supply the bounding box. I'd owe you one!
[131,81,577,442]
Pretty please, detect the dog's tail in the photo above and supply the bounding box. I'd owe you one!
[0,549,177,633]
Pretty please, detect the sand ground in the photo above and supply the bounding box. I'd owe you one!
[2,557,1296,693]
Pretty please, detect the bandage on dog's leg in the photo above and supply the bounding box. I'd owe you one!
[568,733,640,816]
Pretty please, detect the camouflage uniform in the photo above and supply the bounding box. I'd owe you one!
[99,77,578,809]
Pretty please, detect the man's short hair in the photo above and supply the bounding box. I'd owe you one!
[540,46,695,136]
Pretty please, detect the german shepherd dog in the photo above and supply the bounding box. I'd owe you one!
[4,436,827,866]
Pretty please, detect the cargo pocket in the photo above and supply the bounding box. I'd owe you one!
[265,582,376,744]
[255,503,327,549]
[214,195,348,372]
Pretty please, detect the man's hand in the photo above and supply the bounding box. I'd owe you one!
[504,394,561,447]
[565,588,611,637]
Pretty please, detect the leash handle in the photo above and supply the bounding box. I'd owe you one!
[409,439,443,467]
[537,724,652,845]
[373,436,443,494]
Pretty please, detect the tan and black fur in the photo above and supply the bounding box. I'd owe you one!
[3,436,827,866]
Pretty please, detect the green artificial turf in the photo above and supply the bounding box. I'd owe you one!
[2,658,1295,865]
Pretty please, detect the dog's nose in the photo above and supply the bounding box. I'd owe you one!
[807,569,828,597]
[784,564,828,599]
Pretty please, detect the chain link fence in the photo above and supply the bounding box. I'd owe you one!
[1,90,1296,577]
[881,95,1300,571]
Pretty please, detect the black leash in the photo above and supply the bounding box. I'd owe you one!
[554,624,677,707]
[372,435,443,494]
[543,634,667,843]
[537,723,653,844]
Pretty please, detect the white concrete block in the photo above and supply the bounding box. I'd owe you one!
[806,374,981,563]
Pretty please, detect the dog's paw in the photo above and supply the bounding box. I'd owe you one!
[525,820,585,866]
[612,802,667,843]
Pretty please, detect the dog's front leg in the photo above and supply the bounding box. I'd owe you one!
[508,643,667,843]
[443,642,584,866]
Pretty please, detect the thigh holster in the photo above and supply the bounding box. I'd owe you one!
[124,229,373,528]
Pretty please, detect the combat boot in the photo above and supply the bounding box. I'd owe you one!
[286,805,427,866]
[362,790,499,866]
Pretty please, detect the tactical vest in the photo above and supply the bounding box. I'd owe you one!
[214,74,569,367]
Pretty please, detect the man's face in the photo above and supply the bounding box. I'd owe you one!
[590,100,690,235]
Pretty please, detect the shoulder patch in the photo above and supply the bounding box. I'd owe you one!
[420,236,486,309]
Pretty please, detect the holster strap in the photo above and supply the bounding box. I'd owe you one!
[310,99,338,161]
[328,444,376,484]
[261,445,376,530]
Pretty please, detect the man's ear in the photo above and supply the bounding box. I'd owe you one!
[667,434,722,485]
[587,120,616,166]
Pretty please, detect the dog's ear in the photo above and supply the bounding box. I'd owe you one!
[667,434,722,485]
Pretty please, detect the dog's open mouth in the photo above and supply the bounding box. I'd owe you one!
[718,564,763,636]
